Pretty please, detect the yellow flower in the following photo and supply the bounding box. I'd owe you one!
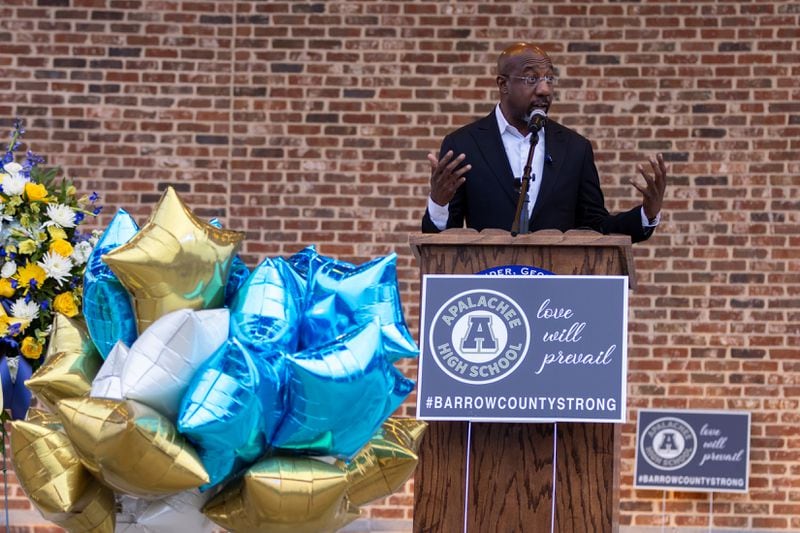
[18,239,38,255]
[49,239,74,257]
[0,306,26,337]
[47,226,68,241]
[24,182,48,202]
[53,292,79,317]
[14,262,46,289]
[0,278,15,298]
[21,336,43,359]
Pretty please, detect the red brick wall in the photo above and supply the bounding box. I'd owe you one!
[1,0,799,530]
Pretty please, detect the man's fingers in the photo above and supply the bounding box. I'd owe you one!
[427,152,439,170]
[429,150,469,206]
[443,153,466,174]
[629,178,647,196]
[656,153,668,176]
[453,163,471,179]
[638,163,656,189]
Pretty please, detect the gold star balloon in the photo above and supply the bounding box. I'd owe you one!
[51,482,116,533]
[25,315,104,412]
[203,456,359,533]
[382,417,428,452]
[57,397,210,498]
[10,419,92,514]
[45,313,98,361]
[101,186,244,334]
[24,407,62,427]
[9,420,116,533]
[337,417,427,506]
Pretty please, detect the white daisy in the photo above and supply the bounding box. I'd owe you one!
[44,203,77,228]
[2,162,23,175]
[38,251,74,286]
[71,240,93,265]
[10,297,40,322]
[0,171,28,196]
[1,261,17,278]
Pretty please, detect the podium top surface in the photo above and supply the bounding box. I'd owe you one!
[409,228,636,288]
[409,228,632,249]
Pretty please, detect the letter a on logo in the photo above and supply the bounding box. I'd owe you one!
[460,315,497,353]
[658,431,678,451]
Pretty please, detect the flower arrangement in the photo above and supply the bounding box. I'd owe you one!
[0,119,101,387]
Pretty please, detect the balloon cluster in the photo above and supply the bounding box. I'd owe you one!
[10,187,426,533]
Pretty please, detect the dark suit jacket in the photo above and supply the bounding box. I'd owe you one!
[421,111,652,243]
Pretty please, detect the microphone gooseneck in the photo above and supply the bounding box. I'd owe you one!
[511,110,546,236]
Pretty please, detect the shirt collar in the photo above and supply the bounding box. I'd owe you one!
[495,104,542,140]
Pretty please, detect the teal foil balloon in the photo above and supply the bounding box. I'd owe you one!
[286,245,354,288]
[82,209,140,359]
[225,256,250,307]
[230,257,303,354]
[301,253,418,362]
[208,218,250,307]
[272,320,414,459]
[178,338,286,489]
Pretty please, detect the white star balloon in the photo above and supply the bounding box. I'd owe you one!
[120,308,229,420]
[90,341,129,400]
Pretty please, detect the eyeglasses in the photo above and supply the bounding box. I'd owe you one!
[510,75,558,87]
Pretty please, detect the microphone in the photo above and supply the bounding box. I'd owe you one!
[526,109,547,134]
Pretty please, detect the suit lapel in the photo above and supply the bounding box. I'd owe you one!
[469,112,518,205]
[530,121,567,225]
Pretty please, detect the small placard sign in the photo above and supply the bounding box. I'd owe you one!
[416,275,628,423]
[634,409,750,493]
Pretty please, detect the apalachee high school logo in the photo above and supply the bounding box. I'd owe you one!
[640,416,698,471]
[430,289,530,384]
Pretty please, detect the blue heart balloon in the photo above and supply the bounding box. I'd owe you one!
[301,253,418,362]
[82,209,140,359]
[230,257,303,355]
[272,319,414,458]
[178,337,287,489]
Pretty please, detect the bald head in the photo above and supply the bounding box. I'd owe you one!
[495,43,555,134]
[497,43,552,76]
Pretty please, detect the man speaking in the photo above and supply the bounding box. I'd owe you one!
[421,43,668,243]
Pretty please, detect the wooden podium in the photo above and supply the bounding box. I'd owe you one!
[409,229,635,533]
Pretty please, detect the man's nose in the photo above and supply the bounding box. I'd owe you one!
[534,80,552,96]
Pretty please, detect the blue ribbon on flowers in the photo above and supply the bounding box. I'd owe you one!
[0,356,33,420]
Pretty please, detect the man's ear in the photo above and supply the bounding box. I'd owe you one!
[496,75,508,94]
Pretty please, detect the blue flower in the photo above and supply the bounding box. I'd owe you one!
[24,150,45,168]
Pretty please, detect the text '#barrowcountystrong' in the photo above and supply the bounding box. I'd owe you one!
[424,395,617,412]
